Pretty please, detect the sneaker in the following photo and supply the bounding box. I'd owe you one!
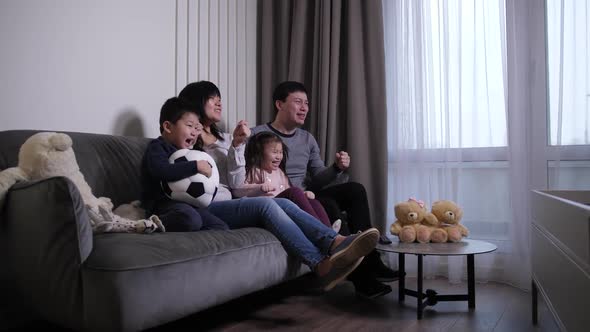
[332,219,342,233]
[320,256,365,291]
[329,228,380,268]
[375,265,402,283]
[354,279,392,299]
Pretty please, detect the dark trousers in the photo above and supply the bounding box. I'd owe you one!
[154,199,229,232]
[316,182,386,282]
[276,187,331,228]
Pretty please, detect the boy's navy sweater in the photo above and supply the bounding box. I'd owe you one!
[141,137,199,215]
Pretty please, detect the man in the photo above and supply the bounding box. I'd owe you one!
[228,81,399,298]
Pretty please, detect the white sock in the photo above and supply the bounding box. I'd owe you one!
[332,219,342,233]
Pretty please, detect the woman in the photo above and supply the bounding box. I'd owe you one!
[178,81,380,291]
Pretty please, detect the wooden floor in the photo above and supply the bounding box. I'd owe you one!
[3,276,559,331]
[150,276,560,332]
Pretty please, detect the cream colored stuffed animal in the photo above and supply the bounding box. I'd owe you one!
[0,132,164,233]
[390,198,448,243]
[431,200,468,242]
[390,199,424,242]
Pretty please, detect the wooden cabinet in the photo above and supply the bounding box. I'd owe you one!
[531,190,590,332]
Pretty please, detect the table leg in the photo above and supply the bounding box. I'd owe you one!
[467,254,475,308]
[532,279,538,325]
[398,253,405,302]
[417,254,423,319]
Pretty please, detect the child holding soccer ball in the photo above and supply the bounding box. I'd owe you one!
[232,131,340,231]
[140,97,229,232]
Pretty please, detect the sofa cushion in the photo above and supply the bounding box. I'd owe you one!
[86,227,290,270]
[82,227,309,331]
[0,130,149,207]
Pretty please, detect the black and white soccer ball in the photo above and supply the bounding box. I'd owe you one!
[161,149,219,208]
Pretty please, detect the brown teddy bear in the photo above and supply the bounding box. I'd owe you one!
[390,199,424,242]
[419,210,449,243]
[390,198,447,243]
[431,200,469,242]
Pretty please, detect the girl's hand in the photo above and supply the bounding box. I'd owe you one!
[261,183,275,193]
[304,191,315,199]
[196,160,212,177]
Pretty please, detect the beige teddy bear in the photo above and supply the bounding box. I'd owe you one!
[390,199,427,243]
[390,198,449,243]
[431,200,468,242]
[419,209,449,243]
[0,132,164,234]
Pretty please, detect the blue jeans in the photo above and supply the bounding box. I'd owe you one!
[208,197,337,268]
[154,200,229,232]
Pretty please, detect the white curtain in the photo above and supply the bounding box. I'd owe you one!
[383,0,590,290]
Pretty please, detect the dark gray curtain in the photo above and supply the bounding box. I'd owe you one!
[257,0,388,230]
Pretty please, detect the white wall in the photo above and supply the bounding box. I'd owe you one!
[0,0,257,138]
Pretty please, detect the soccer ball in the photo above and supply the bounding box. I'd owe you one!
[161,149,219,208]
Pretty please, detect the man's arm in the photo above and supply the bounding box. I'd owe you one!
[306,136,349,190]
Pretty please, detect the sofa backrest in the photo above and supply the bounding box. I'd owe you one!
[0,130,151,207]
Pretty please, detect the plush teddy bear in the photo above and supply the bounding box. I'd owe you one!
[431,200,468,242]
[0,132,165,234]
[390,198,450,243]
[419,210,449,243]
[390,198,427,243]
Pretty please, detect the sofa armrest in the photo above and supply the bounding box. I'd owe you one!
[0,176,92,329]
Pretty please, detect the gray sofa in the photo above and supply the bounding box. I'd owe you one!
[0,130,309,331]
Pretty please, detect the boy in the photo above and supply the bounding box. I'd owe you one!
[141,97,229,232]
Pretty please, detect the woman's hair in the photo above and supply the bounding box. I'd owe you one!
[178,81,224,141]
[245,131,289,182]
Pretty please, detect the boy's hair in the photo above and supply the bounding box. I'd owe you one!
[245,131,289,182]
[272,81,308,112]
[178,81,224,142]
[159,97,203,150]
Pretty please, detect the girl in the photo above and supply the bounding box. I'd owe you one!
[233,131,340,232]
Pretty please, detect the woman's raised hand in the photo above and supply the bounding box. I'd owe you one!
[232,120,251,147]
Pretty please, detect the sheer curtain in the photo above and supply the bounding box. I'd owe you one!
[381,0,586,289]
[545,0,590,190]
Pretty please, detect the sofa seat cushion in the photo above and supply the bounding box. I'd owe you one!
[81,227,310,331]
[86,227,290,271]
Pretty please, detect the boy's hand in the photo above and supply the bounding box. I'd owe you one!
[232,120,251,147]
[196,160,212,177]
[335,151,350,171]
[261,183,275,193]
[304,191,315,199]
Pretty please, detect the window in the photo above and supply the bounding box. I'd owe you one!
[545,0,590,189]
[546,0,590,146]
[385,0,507,151]
[383,0,590,287]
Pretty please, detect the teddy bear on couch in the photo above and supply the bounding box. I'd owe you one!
[0,131,164,233]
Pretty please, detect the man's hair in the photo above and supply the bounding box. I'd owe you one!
[178,81,224,141]
[272,81,308,112]
[244,131,289,182]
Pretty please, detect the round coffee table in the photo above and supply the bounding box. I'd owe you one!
[377,238,497,319]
